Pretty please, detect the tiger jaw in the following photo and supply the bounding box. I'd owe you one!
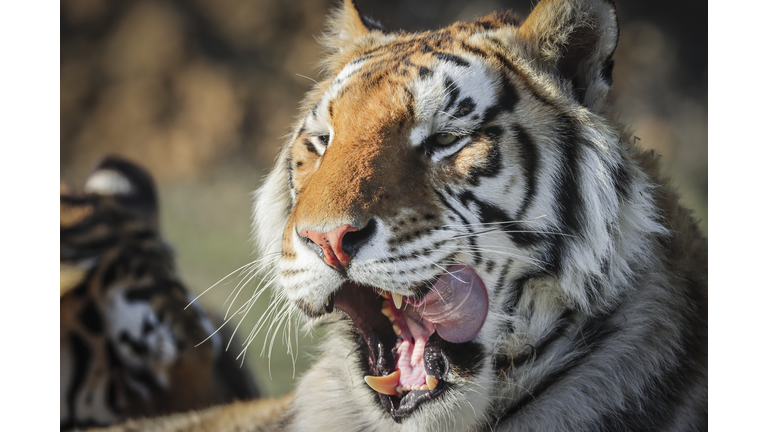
[320,265,489,422]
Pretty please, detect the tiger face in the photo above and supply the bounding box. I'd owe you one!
[254,0,703,430]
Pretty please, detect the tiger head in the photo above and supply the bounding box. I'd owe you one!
[254,0,666,427]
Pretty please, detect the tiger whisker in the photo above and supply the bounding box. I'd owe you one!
[223,256,279,320]
[184,258,261,310]
[226,272,278,351]
[440,215,548,228]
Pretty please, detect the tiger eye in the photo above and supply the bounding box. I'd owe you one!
[435,133,458,146]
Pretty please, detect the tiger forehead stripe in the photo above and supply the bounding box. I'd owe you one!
[308,58,370,127]
[312,47,503,154]
[408,54,501,148]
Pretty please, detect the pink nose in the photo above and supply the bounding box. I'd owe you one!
[300,224,358,270]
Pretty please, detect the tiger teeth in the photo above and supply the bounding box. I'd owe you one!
[392,293,403,309]
[381,305,395,323]
[426,375,438,390]
[381,303,394,320]
[394,379,437,394]
[324,297,330,307]
[364,370,401,396]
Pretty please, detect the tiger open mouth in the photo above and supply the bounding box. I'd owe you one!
[328,265,489,422]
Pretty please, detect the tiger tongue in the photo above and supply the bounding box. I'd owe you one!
[403,265,488,343]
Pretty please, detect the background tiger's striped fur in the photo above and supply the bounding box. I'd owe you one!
[60,156,258,429]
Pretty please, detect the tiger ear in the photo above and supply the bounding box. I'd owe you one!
[321,0,384,69]
[519,0,619,111]
[85,155,159,225]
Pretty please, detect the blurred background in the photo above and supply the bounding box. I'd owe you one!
[60,0,707,398]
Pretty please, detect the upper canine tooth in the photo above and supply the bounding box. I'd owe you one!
[392,293,403,309]
[324,297,330,307]
[364,370,401,396]
[426,375,439,390]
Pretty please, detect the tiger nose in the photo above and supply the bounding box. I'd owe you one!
[300,220,376,271]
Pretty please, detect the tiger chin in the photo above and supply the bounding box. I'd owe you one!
[99,0,706,430]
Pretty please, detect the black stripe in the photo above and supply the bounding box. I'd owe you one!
[497,258,513,290]
[490,51,554,107]
[435,190,480,265]
[502,271,544,320]
[453,97,476,118]
[403,88,415,119]
[466,132,502,186]
[460,41,489,59]
[435,337,485,378]
[309,102,318,118]
[501,311,620,421]
[303,138,320,156]
[589,279,708,431]
[481,74,518,124]
[458,190,510,225]
[286,155,294,194]
[528,310,575,359]
[484,260,496,274]
[608,159,632,200]
[546,116,585,276]
[125,283,168,302]
[67,332,92,424]
[349,54,374,66]
[79,301,103,334]
[434,52,470,68]
[100,261,120,292]
[443,76,459,112]
[119,331,149,356]
[512,125,539,221]
[456,190,548,248]
[106,378,119,417]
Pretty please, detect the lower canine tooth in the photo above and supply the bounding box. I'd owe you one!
[364,370,401,396]
[426,375,438,390]
[392,293,403,309]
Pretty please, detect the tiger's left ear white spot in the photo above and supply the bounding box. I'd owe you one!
[84,170,133,196]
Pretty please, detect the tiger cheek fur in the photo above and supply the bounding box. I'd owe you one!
[251,0,707,431]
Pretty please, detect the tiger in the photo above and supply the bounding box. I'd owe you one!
[60,156,259,430]
[90,0,707,430]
